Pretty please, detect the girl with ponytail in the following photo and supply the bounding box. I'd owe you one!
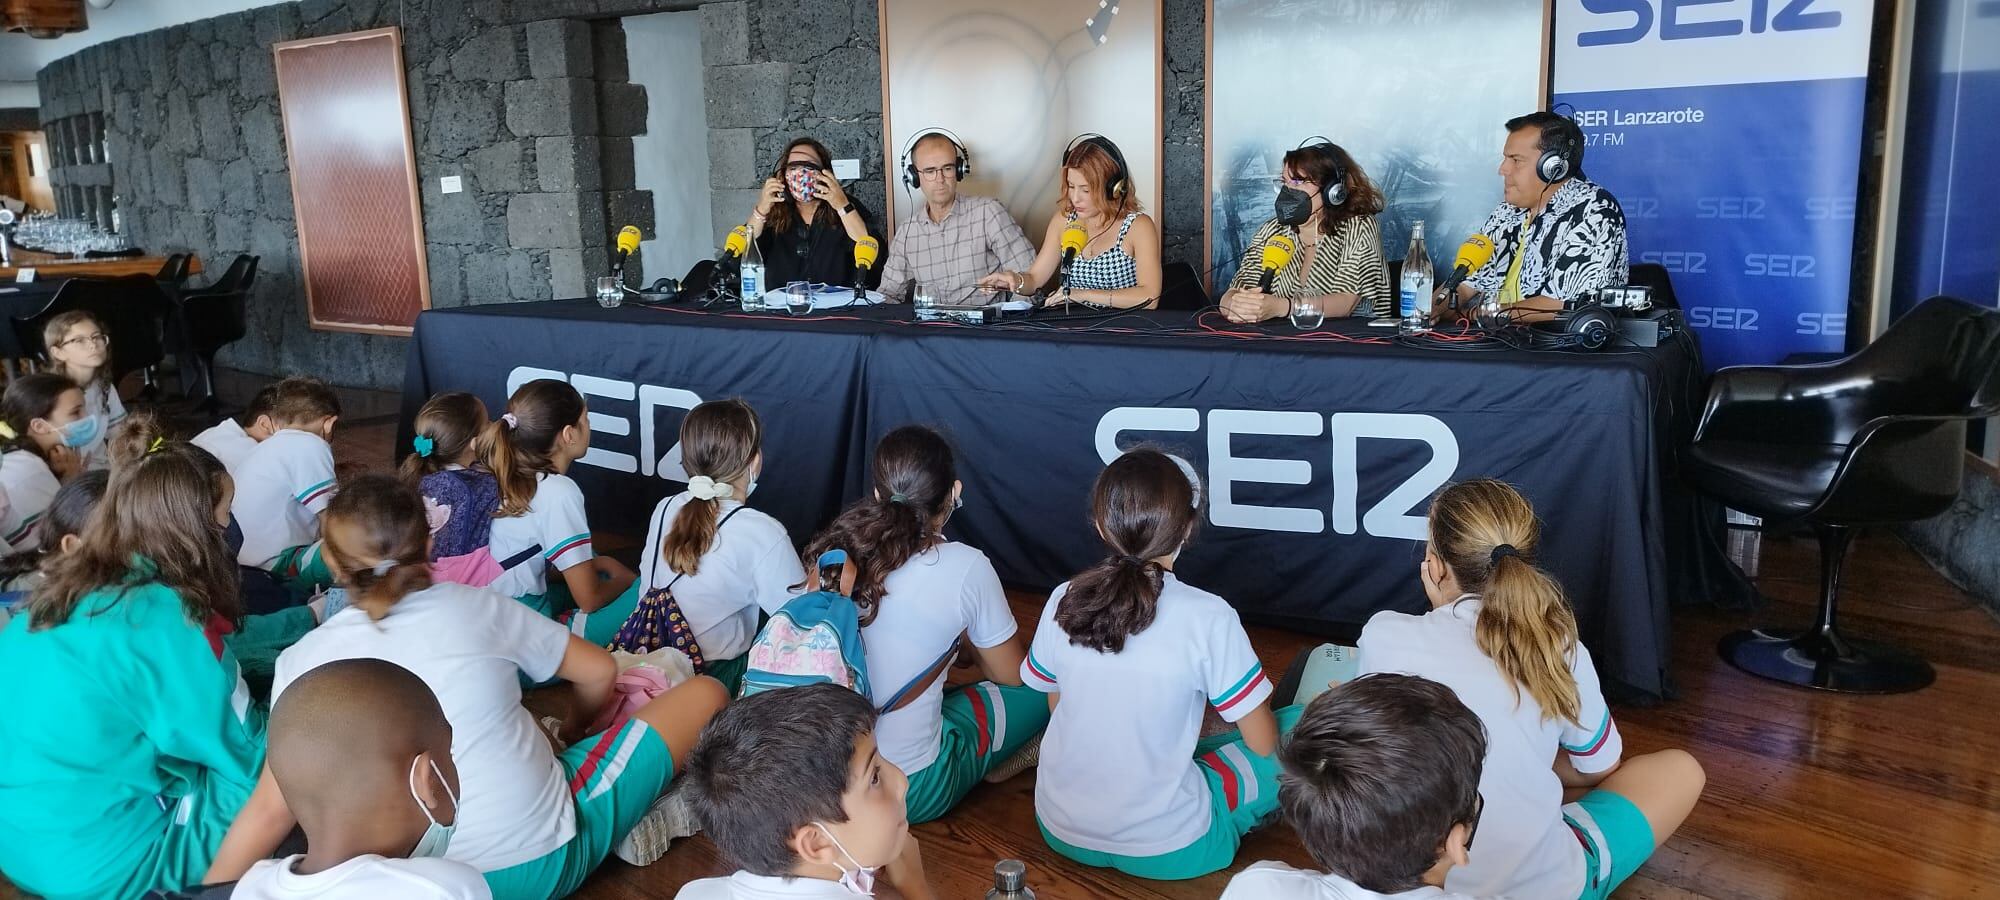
[476,379,635,621]
[1025,448,1297,880]
[799,425,1049,824]
[1358,479,1704,900]
[212,473,730,897]
[592,399,802,688]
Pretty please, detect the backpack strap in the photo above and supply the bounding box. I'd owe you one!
[650,500,747,593]
[497,543,543,571]
[877,643,959,714]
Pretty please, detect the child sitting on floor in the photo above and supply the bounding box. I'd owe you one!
[1023,447,1300,881]
[230,657,490,899]
[1223,673,1491,900]
[0,373,94,550]
[800,424,1047,824]
[594,399,801,683]
[230,376,342,596]
[192,380,286,475]
[42,309,126,469]
[478,379,634,623]
[676,683,936,900]
[1359,479,1705,900]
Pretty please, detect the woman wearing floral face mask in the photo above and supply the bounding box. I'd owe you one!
[1219,140,1391,323]
[744,136,879,291]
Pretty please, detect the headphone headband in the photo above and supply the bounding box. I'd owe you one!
[1062,133,1131,201]
[901,127,970,189]
[1288,135,1348,208]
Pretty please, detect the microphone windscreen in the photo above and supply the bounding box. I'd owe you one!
[616,225,642,257]
[1260,232,1298,271]
[1060,223,1089,254]
[1455,234,1496,272]
[853,236,881,269]
[723,226,749,257]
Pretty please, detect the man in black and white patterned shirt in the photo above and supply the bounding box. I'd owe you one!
[1449,112,1628,320]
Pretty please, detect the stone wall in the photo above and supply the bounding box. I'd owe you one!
[35,0,1209,390]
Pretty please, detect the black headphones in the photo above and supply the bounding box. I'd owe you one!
[1536,116,1583,185]
[1062,133,1130,200]
[900,128,970,189]
[1294,136,1349,208]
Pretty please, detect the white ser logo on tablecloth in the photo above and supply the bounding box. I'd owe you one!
[1095,408,1459,541]
[508,366,701,482]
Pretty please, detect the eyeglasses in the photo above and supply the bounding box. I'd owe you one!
[1274,175,1315,189]
[56,332,109,349]
[915,165,957,182]
[1463,793,1484,851]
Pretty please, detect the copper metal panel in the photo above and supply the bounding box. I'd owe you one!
[274,26,430,335]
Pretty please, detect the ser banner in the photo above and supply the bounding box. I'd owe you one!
[1553,0,1874,368]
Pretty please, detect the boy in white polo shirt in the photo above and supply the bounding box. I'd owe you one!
[675,684,937,900]
[191,380,284,476]
[230,377,341,596]
[1222,673,1492,900]
[231,657,491,899]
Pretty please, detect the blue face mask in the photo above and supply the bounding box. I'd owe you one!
[56,414,100,449]
[408,757,458,859]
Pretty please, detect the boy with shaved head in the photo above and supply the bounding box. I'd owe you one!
[233,658,490,899]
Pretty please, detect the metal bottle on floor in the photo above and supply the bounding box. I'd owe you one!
[986,859,1034,900]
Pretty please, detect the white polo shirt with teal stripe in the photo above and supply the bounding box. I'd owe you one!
[1024,571,1273,857]
[487,472,595,600]
[0,449,59,550]
[1358,596,1624,900]
[230,428,337,569]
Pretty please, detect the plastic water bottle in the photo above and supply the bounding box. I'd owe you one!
[740,230,766,312]
[1400,220,1432,331]
[986,859,1034,900]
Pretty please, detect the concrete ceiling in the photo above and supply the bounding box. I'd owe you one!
[0,0,286,107]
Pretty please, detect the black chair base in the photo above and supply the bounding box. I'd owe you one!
[1719,626,1936,694]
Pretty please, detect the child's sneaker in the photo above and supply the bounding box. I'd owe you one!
[983,734,1042,784]
[614,781,701,866]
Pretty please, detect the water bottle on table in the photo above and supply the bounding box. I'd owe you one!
[741,228,767,312]
[1399,220,1433,335]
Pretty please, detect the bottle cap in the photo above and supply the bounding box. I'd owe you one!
[994,859,1026,891]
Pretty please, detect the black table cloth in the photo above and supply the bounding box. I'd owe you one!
[403,299,1716,701]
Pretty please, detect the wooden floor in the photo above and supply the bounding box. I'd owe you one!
[7,385,1999,899]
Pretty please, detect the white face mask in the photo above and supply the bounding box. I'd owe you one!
[408,757,458,859]
[813,822,876,896]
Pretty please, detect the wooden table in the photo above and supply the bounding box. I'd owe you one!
[0,248,204,281]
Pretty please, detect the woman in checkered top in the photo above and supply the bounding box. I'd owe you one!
[980,136,1163,308]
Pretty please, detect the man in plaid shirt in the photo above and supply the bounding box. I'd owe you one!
[880,133,1035,302]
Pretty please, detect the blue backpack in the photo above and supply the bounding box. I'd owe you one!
[738,549,957,711]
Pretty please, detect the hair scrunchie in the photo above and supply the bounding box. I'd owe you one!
[1489,544,1520,565]
[687,475,735,501]
[370,559,396,577]
[887,492,910,505]
[500,412,519,430]
[412,434,435,458]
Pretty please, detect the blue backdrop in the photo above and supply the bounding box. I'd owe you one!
[1552,0,1875,369]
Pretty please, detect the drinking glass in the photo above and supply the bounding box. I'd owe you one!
[595,275,623,308]
[785,281,814,316]
[1289,295,1325,330]
[912,284,936,311]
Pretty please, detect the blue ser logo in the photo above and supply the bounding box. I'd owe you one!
[1579,0,1842,46]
